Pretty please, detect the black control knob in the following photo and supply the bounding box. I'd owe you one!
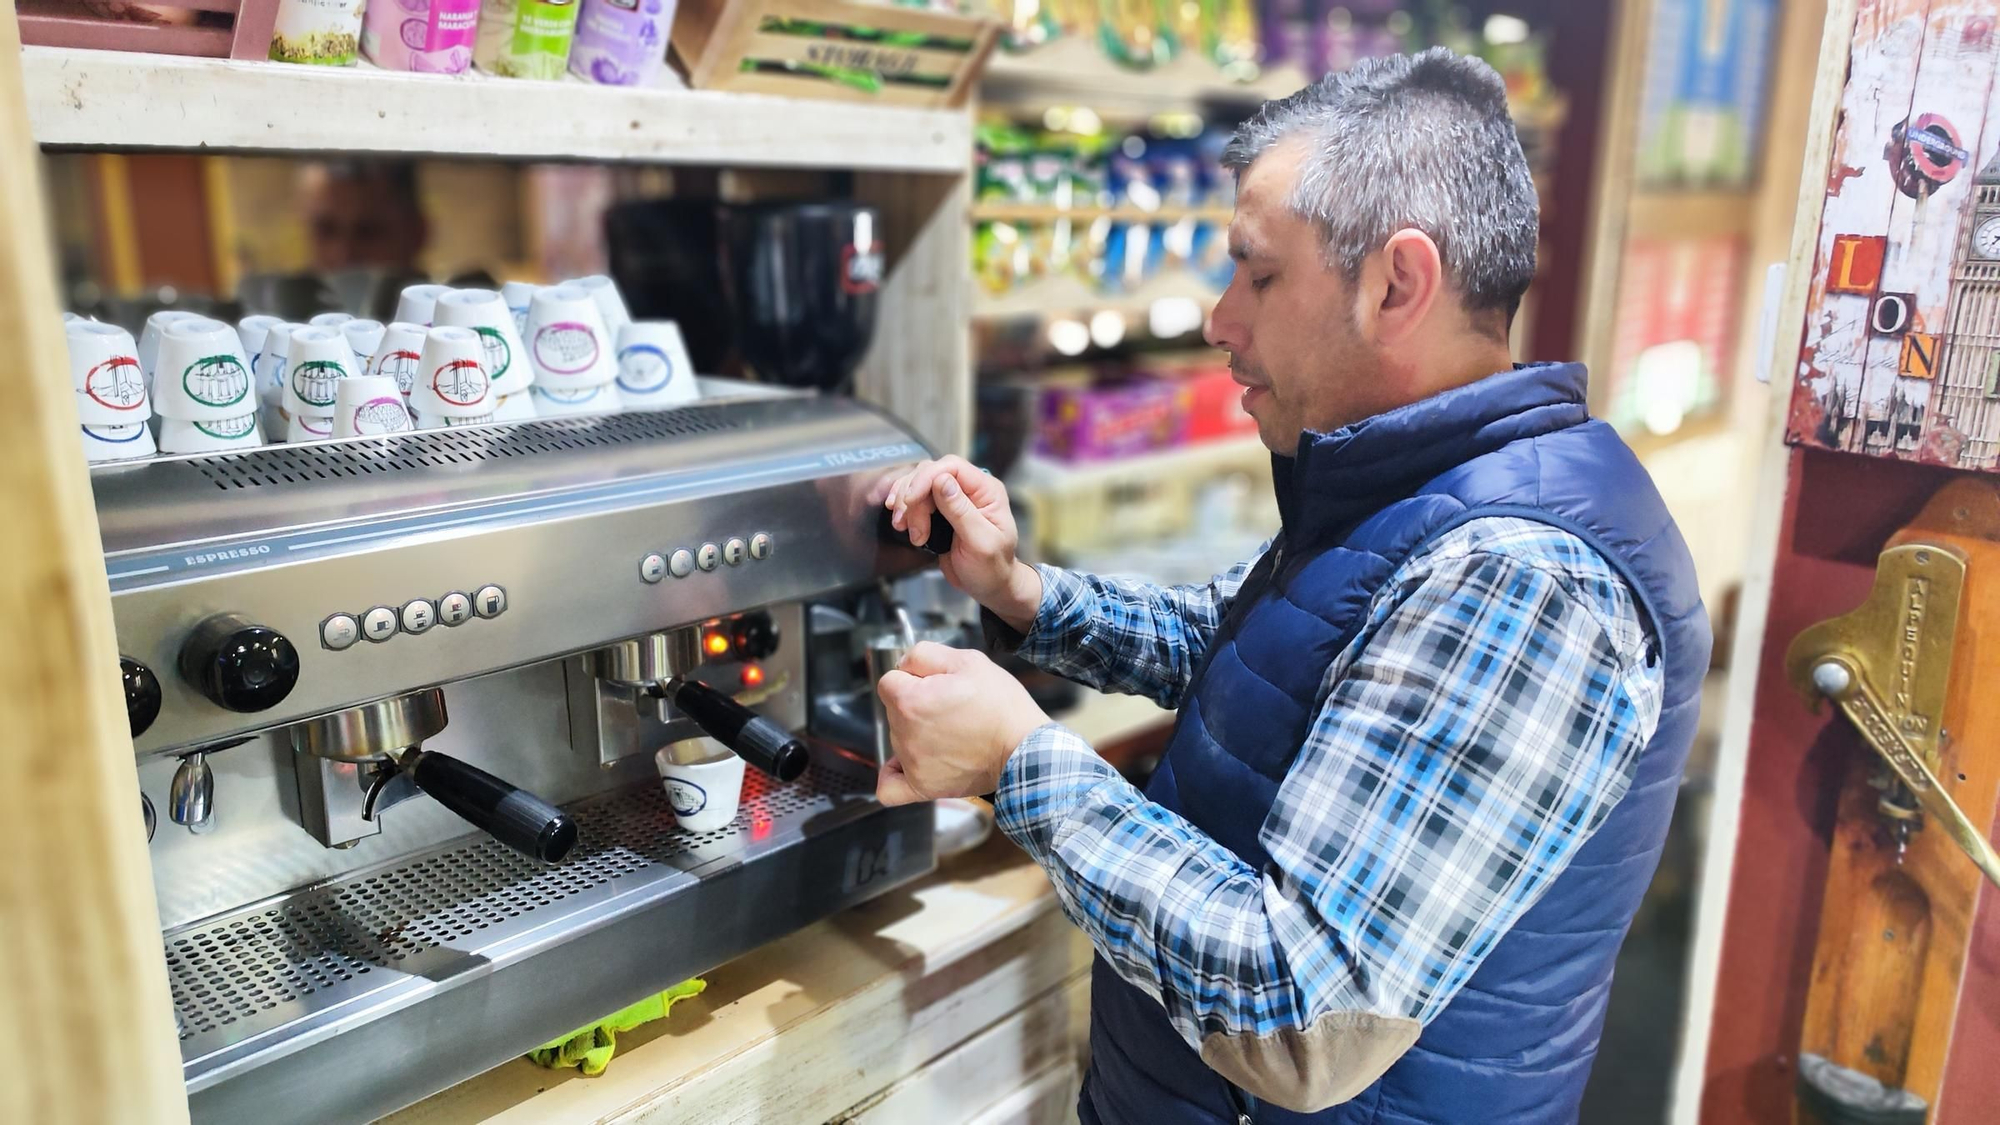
[121,657,162,738]
[732,612,781,661]
[178,614,300,713]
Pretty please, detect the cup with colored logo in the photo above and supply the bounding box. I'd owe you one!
[253,321,306,436]
[372,321,429,405]
[528,382,623,416]
[394,283,451,327]
[80,421,158,463]
[157,413,263,454]
[282,326,357,420]
[500,281,540,335]
[615,320,700,408]
[309,311,356,330]
[66,321,153,427]
[343,318,387,376]
[433,288,534,397]
[237,314,286,376]
[653,738,746,833]
[573,274,633,334]
[333,375,414,437]
[415,410,499,429]
[526,282,618,389]
[285,411,339,442]
[409,326,494,420]
[137,310,207,392]
[151,318,257,422]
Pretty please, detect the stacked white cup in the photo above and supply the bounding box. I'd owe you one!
[500,281,540,336]
[433,288,537,421]
[524,282,622,417]
[394,283,451,328]
[409,326,497,429]
[152,317,262,453]
[344,319,388,377]
[252,320,305,439]
[67,321,157,462]
[573,274,633,335]
[371,322,429,413]
[281,325,358,442]
[309,311,356,330]
[137,310,207,396]
[615,321,701,410]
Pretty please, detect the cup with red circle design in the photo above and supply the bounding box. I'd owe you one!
[66,321,152,427]
[409,326,494,418]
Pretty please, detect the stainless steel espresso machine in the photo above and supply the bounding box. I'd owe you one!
[98,382,948,1122]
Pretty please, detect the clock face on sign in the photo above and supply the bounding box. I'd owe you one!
[1977,215,2000,259]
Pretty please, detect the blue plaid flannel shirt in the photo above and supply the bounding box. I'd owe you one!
[992,516,1665,1050]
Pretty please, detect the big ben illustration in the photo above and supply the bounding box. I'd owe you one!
[1934,148,2000,470]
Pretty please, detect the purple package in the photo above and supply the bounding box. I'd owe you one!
[362,0,479,73]
[568,0,675,86]
[1038,380,1192,462]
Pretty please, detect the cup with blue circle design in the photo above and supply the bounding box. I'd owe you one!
[615,320,700,409]
[654,737,746,833]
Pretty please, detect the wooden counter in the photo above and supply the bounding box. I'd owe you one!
[386,837,1091,1125]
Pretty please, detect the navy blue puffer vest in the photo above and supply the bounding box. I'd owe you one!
[1080,363,1709,1125]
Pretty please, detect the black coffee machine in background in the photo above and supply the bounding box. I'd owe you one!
[603,198,882,393]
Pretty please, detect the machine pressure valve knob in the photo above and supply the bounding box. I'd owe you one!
[179,614,301,713]
[122,657,163,737]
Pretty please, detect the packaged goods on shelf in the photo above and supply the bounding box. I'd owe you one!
[1037,375,1193,461]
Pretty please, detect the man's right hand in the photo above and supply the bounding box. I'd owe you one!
[882,456,1043,635]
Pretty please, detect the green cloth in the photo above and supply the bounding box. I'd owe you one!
[527,979,707,1077]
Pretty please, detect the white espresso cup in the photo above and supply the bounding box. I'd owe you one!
[309,311,356,330]
[500,280,540,335]
[615,321,700,407]
[432,288,533,396]
[525,283,618,389]
[528,382,622,416]
[415,410,497,430]
[654,740,746,833]
[282,326,357,418]
[491,391,539,421]
[409,326,494,418]
[66,321,152,426]
[237,314,286,374]
[137,309,206,391]
[158,413,263,454]
[573,274,633,335]
[372,321,429,402]
[152,317,256,422]
[333,375,414,437]
[285,412,338,442]
[343,319,387,376]
[394,283,450,327]
[80,422,157,463]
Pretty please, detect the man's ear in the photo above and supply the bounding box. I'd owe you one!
[1373,228,1444,345]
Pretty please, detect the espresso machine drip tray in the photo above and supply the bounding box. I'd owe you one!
[168,753,932,1125]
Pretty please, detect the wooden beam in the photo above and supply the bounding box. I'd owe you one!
[854,170,973,457]
[0,8,187,1124]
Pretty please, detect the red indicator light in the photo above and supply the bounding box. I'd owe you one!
[740,664,765,688]
[704,632,731,657]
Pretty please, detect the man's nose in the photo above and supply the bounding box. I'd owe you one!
[1205,291,1243,352]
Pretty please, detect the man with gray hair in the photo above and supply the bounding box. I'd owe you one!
[875,48,1708,1123]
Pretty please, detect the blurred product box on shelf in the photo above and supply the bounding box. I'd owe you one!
[17,0,281,59]
[1037,376,1191,461]
[1180,363,1259,442]
[673,0,998,107]
[1635,0,1777,188]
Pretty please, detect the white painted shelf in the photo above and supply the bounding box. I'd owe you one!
[22,46,972,172]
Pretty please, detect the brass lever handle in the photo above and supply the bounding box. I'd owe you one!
[1786,542,2000,889]
[1801,654,2000,887]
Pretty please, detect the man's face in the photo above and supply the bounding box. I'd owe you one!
[301,168,423,273]
[1205,138,1387,454]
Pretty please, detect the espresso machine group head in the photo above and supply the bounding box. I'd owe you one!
[95,384,943,1122]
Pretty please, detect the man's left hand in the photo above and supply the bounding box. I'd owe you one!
[875,642,1052,806]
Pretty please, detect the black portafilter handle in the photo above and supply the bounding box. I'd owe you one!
[405,750,579,863]
[670,678,810,782]
[877,504,954,555]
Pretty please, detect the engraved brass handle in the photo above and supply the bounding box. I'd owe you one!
[1785,542,2000,889]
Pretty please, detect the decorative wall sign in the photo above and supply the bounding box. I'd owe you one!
[1788,1,2000,471]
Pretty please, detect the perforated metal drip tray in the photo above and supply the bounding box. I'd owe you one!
[170,755,936,1125]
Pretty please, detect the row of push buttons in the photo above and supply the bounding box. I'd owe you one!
[639,532,773,584]
[320,585,507,650]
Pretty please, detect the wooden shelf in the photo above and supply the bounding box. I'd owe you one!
[21,46,972,171]
[1626,188,1758,240]
[980,40,1309,121]
[975,268,1221,321]
[972,201,1235,225]
[1014,433,1269,492]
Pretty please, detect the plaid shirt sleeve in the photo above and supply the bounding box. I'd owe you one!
[992,517,1665,1051]
[999,551,1267,709]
